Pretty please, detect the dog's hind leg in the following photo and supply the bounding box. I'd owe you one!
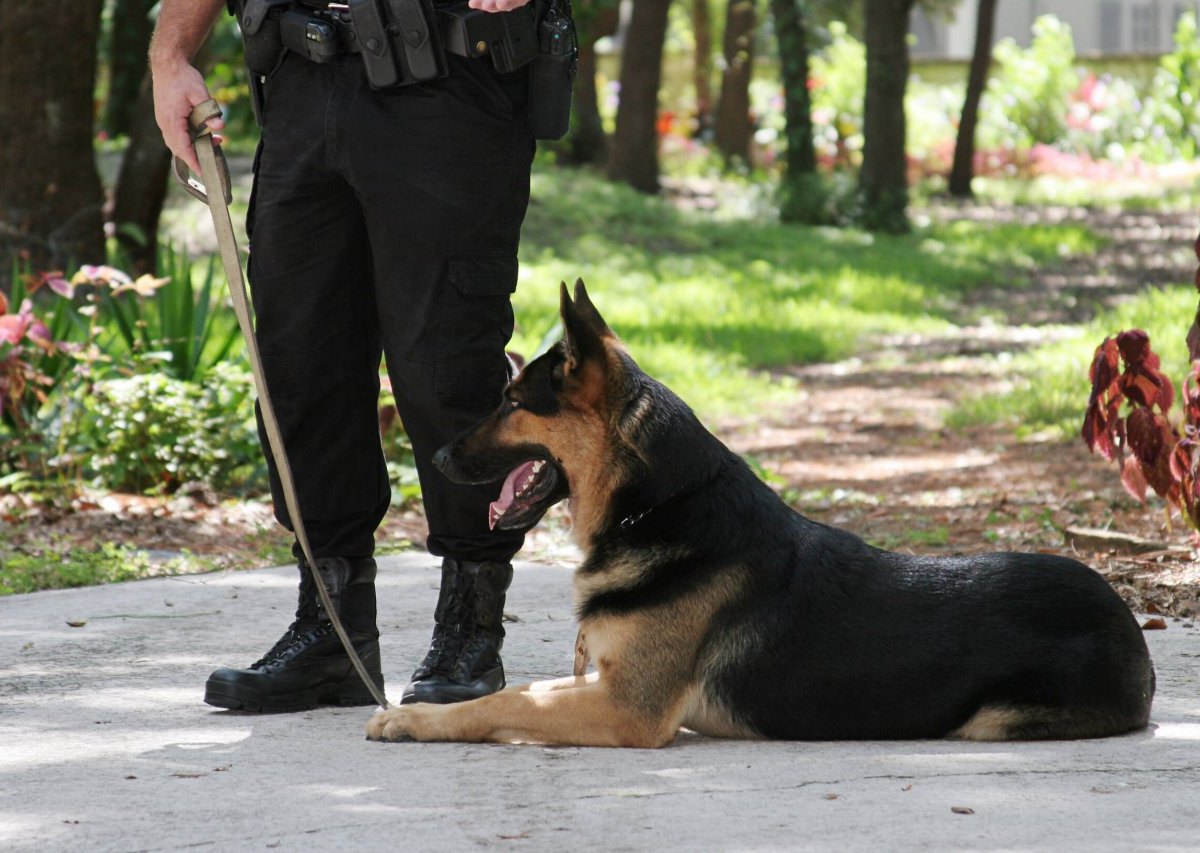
[949,704,1150,741]
[366,677,685,748]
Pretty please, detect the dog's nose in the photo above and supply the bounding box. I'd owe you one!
[432,445,451,473]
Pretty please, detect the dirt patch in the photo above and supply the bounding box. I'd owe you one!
[719,205,1200,620]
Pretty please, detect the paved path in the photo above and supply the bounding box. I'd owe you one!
[3,554,1199,852]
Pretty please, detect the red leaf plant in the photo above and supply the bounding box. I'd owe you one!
[1083,230,1200,535]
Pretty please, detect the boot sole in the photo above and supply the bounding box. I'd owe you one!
[204,677,383,713]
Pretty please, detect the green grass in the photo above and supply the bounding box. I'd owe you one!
[971,174,1200,211]
[0,541,201,596]
[948,284,1197,437]
[514,165,1102,418]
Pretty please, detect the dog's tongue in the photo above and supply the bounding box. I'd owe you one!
[489,461,538,530]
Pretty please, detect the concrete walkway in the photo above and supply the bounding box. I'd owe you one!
[2,554,1199,852]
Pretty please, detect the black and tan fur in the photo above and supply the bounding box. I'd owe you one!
[366,281,1155,747]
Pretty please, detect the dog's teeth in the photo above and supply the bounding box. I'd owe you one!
[531,461,545,473]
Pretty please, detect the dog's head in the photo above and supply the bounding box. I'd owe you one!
[433,280,640,537]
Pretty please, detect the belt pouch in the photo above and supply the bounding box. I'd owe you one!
[527,2,576,140]
[439,2,537,73]
[238,0,291,75]
[386,0,448,83]
[348,0,401,87]
[280,9,342,62]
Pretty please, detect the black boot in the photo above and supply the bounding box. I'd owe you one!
[399,558,470,703]
[401,559,513,705]
[204,556,385,713]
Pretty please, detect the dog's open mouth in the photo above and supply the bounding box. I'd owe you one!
[488,458,562,530]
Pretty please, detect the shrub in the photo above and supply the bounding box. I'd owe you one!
[1144,12,1200,162]
[77,360,262,494]
[1083,330,1200,534]
[981,15,1080,151]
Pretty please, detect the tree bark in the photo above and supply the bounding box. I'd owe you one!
[859,0,915,233]
[948,0,998,198]
[691,0,715,138]
[714,0,759,165]
[772,0,822,223]
[606,0,673,193]
[0,0,106,286]
[565,2,620,166]
[102,0,157,138]
[110,39,217,274]
[110,72,173,274]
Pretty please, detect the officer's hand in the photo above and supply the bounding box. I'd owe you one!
[151,58,225,176]
[468,0,532,11]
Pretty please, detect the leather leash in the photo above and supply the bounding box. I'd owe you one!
[173,98,390,710]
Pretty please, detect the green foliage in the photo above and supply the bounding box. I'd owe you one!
[1145,12,1200,161]
[0,539,198,596]
[517,166,1100,419]
[948,285,1196,438]
[97,246,242,382]
[984,15,1079,149]
[808,21,866,167]
[76,360,261,495]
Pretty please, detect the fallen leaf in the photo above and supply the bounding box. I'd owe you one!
[951,806,975,815]
[125,776,137,781]
[823,794,839,800]
[1142,617,1168,630]
[171,772,204,779]
[901,784,913,792]
[65,619,87,628]
[498,831,531,840]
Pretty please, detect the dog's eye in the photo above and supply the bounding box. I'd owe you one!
[506,398,521,411]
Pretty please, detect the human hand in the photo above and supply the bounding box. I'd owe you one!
[467,0,532,11]
[151,58,224,175]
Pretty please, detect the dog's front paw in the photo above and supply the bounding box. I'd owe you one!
[366,707,416,742]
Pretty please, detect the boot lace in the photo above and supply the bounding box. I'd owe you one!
[251,616,331,669]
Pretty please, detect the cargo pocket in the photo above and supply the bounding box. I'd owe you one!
[435,252,519,404]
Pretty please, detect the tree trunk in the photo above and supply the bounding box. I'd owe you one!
[714,0,759,165]
[948,0,998,198]
[0,0,106,286]
[565,3,620,166]
[102,0,157,138]
[772,0,822,223]
[111,39,218,274]
[691,0,715,138]
[110,73,172,274]
[606,0,673,194]
[859,0,915,233]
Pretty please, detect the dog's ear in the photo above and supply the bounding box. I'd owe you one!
[560,279,613,372]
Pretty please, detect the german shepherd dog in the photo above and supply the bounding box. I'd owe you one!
[367,281,1155,747]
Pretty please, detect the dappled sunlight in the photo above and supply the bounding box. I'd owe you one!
[782,448,999,483]
[1151,723,1200,741]
[0,724,251,773]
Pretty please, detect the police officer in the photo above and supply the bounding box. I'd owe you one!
[151,0,536,711]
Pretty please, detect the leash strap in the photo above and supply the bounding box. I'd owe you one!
[174,99,390,710]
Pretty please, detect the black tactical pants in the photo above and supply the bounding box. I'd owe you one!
[247,50,533,563]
